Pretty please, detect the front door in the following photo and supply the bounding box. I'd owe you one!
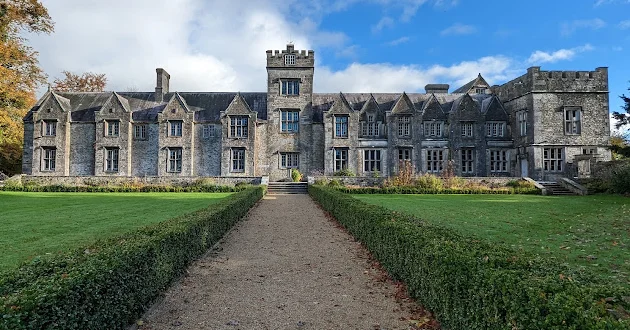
[520,158,529,178]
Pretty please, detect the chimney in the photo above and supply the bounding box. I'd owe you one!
[155,68,170,102]
[425,84,449,94]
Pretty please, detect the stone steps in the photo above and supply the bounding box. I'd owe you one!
[267,182,308,194]
[538,182,576,196]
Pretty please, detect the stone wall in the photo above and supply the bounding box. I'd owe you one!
[22,175,261,187]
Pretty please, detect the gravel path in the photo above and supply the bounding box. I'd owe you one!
[138,194,434,330]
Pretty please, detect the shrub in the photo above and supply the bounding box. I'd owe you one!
[0,187,264,330]
[333,169,355,177]
[506,179,535,189]
[2,175,23,189]
[415,173,443,190]
[291,168,303,182]
[327,179,342,187]
[610,163,630,194]
[308,186,630,329]
[0,184,241,193]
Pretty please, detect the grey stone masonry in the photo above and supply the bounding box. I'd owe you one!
[22,45,612,181]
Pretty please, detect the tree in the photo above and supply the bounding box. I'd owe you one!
[610,84,630,158]
[0,0,54,175]
[52,71,107,92]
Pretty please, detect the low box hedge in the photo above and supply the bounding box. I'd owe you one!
[334,186,540,195]
[0,184,244,193]
[309,185,629,329]
[0,186,264,330]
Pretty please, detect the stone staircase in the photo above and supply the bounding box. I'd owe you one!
[538,181,576,196]
[267,182,308,194]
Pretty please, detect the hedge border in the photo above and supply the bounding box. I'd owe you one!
[0,184,245,193]
[309,185,629,329]
[333,186,540,195]
[0,186,265,330]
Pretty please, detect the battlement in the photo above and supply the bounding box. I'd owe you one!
[495,66,608,101]
[266,44,314,67]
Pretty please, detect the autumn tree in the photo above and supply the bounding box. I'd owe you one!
[0,0,54,175]
[610,83,630,158]
[52,71,107,92]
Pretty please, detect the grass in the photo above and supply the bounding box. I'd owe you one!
[0,191,231,270]
[354,194,630,285]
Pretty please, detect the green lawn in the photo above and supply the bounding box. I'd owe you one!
[0,192,231,270]
[354,194,630,285]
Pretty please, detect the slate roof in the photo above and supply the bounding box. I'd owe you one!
[25,90,495,124]
[453,74,490,94]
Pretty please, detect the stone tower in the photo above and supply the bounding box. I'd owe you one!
[264,44,316,181]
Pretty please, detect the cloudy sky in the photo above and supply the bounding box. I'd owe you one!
[27,0,630,119]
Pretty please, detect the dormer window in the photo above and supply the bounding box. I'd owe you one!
[284,54,295,65]
[43,120,57,136]
[361,115,380,137]
[169,120,183,137]
[106,120,119,137]
[475,88,487,94]
[281,80,300,96]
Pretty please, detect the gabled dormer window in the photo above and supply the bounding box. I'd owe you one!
[169,120,183,137]
[284,54,295,65]
[424,121,443,138]
[397,116,411,137]
[281,80,299,96]
[361,115,379,137]
[230,116,248,138]
[475,88,487,94]
[106,120,119,137]
[486,122,505,137]
[43,120,57,136]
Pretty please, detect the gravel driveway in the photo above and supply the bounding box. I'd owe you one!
[137,194,436,330]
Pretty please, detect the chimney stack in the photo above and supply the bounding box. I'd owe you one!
[155,68,170,102]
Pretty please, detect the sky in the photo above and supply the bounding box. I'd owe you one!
[26,0,630,130]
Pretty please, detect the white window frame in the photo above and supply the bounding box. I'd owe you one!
[134,124,147,140]
[361,115,379,137]
[43,120,57,137]
[334,116,348,138]
[231,148,245,172]
[486,122,505,137]
[284,54,296,65]
[423,121,443,138]
[106,120,119,137]
[169,120,183,137]
[461,122,473,137]
[461,149,474,174]
[490,150,508,173]
[230,116,248,138]
[334,148,348,171]
[280,152,299,168]
[398,148,412,161]
[426,149,446,173]
[363,149,382,173]
[281,110,300,133]
[475,88,487,94]
[42,147,56,171]
[543,147,564,172]
[167,148,182,173]
[105,147,119,172]
[397,116,411,137]
[564,107,582,135]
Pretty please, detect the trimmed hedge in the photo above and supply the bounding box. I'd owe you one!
[334,186,540,195]
[0,186,264,330]
[309,185,630,329]
[0,184,244,193]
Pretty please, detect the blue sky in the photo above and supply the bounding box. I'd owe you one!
[30,0,629,118]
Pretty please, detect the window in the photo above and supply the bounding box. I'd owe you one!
[105,148,119,172]
[361,115,380,137]
[281,110,299,133]
[475,88,487,94]
[334,148,348,171]
[202,124,215,138]
[281,80,300,95]
[486,122,505,137]
[461,122,473,137]
[364,150,382,172]
[490,150,508,173]
[134,124,147,139]
[280,153,299,168]
[398,148,412,161]
[461,149,474,174]
[168,148,182,173]
[169,121,183,137]
[543,148,563,172]
[398,116,411,137]
[284,54,295,65]
[231,148,245,172]
[424,121,443,138]
[42,147,56,171]
[230,116,248,138]
[426,149,446,173]
[335,116,348,138]
[564,107,581,135]
[43,120,56,136]
[106,120,119,137]
[517,110,528,136]
[582,147,597,155]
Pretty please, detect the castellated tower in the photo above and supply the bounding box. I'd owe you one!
[264,44,317,181]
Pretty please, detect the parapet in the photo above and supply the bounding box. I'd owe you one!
[266,44,315,67]
[425,84,449,94]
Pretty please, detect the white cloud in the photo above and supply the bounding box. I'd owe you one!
[594,0,630,6]
[384,36,411,46]
[619,20,630,29]
[371,16,395,33]
[560,18,606,36]
[527,44,594,64]
[440,23,477,36]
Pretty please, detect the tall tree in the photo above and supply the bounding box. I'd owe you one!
[52,71,107,92]
[0,0,54,175]
[610,84,630,158]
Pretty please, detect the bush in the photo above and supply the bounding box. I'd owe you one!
[0,184,241,193]
[327,179,342,187]
[505,179,535,189]
[308,185,630,329]
[415,173,443,190]
[610,164,630,194]
[291,168,303,182]
[333,169,355,177]
[0,187,265,330]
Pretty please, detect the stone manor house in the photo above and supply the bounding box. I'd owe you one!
[22,44,611,181]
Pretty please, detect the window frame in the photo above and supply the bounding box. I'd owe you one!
[517,110,528,136]
[231,148,246,172]
[202,124,215,138]
[461,122,474,137]
[42,120,57,137]
[397,116,411,138]
[564,107,582,135]
[543,147,564,172]
[361,114,380,137]
[281,80,300,96]
[134,124,147,140]
[105,147,119,172]
[460,149,474,174]
[169,120,183,137]
[485,122,505,138]
[284,54,296,65]
[280,152,299,168]
[41,147,56,171]
[281,110,300,133]
[333,148,348,172]
[229,116,249,138]
[363,149,382,173]
[490,150,508,173]
[167,147,183,173]
[426,149,446,173]
[334,115,349,138]
[105,120,120,137]
[423,121,443,138]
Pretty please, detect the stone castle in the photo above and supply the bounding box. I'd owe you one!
[22,44,611,181]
